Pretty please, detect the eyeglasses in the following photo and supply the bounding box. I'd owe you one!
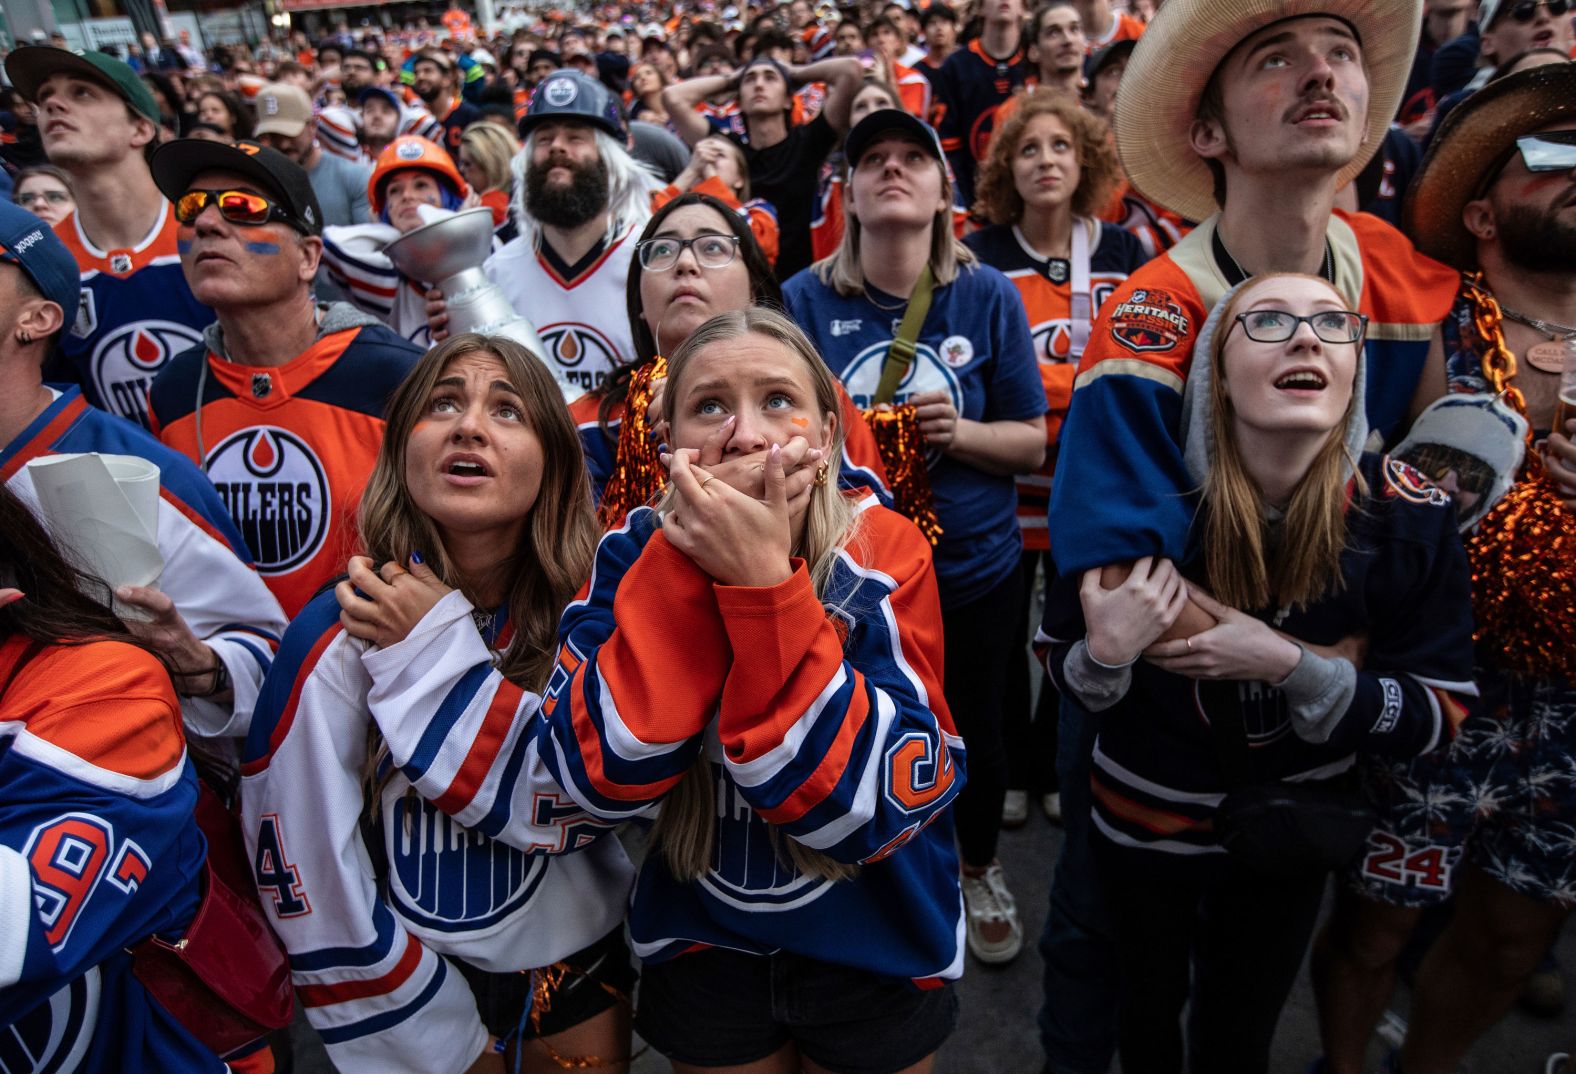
[174,188,300,230]
[1231,309,1368,344]
[636,233,740,271]
[1500,0,1569,21]
[15,189,72,207]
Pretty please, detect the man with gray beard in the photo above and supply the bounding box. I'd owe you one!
[431,70,656,394]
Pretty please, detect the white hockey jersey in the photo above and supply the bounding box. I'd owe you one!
[240,588,633,1074]
[483,225,639,396]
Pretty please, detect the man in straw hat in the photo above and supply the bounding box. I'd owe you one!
[1035,1,1457,1070]
[1311,61,1576,1074]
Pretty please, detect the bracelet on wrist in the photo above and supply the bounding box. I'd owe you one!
[1085,640,1137,671]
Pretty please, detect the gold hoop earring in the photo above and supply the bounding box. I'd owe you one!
[813,462,829,487]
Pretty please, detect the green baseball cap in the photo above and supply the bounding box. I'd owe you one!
[3,46,161,124]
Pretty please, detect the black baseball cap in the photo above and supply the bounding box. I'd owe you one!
[0,199,80,332]
[4,46,161,124]
[149,138,324,236]
[1086,38,1136,81]
[843,107,944,168]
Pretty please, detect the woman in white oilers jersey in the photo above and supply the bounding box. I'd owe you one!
[240,333,635,1074]
[782,107,1049,967]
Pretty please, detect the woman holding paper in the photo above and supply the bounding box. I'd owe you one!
[242,333,635,1074]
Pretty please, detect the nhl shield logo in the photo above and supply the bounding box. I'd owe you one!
[109,253,133,275]
[204,426,330,575]
[251,373,273,398]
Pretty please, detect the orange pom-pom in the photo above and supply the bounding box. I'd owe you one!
[598,354,668,529]
[1466,465,1576,684]
[863,403,943,544]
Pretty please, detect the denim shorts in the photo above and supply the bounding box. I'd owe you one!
[635,946,958,1073]
[454,926,636,1041]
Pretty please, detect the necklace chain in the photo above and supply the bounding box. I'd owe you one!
[862,282,908,312]
[1498,304,1576,340]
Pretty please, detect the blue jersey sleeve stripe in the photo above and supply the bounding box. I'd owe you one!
[226,636,273,672]
[400,660,494,780]
[243,593,346,767]
[315,957,448,1044]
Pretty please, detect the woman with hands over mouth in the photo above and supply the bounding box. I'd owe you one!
[1040,273,1479,1074]
[241,333,636,1074]
[538,309,968,1074]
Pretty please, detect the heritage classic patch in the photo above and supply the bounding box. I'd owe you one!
[1108,289,1190,353]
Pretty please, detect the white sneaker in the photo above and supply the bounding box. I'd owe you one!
[1001,789,1029,828]
[1042,791,1062,824]
[960,861,1023,965]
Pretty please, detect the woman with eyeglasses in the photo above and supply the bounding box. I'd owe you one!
[572,191,889,520]
[1039,272,1478,1074]
[12,164,75,228]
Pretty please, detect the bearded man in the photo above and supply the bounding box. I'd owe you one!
[452,70,656,393]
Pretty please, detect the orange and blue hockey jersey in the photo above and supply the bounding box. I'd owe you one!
[1047,209,1458,574]
[537,499,967,982]
[0,636,220,1073]
[2,386,287,748]
[1040,453,1478,857]
[147,309,422,617]
[240,591,632,1074]
[52,205,212,429]
[964,220,1149,552]
[935,39,1031,203]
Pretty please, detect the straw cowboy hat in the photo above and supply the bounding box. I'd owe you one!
[1404,62,1576,270]
[1113,0,1421,224]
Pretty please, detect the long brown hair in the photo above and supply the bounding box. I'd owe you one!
[359,333,598,690]
[649,308,862,882]
[1201,274,1365,613]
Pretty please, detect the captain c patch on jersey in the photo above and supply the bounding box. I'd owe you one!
[204,426,330,575]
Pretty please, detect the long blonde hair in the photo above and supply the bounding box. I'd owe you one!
[459,120,520,194]
[812,124,976,298]
[650,308,862,882]
[1201,274,1365,613]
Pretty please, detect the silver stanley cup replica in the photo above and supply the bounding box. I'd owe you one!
[382,207,574,399]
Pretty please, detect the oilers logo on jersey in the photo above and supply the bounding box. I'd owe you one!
[204,426,330,576]
[384,791,550,934]
[538,322,622,394]
[89,320,204,428]
[699,752,839,913]
[839,339,963,465]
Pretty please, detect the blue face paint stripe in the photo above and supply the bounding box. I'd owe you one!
[245,241,284,255]
[177,239,192,254]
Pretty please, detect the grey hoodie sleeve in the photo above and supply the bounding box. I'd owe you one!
[1061,640,1134,713]
[1275,646,1358,744]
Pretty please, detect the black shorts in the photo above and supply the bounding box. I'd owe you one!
[454,927,636,1041]
[635,946,958,1074]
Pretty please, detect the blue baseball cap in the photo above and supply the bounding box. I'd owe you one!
[518,69,626,141]
[0,200,80,334]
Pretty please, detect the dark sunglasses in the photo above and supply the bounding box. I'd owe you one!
[174,188,302,231]
[1476,129,1576,196]
[1500,0,1570,21]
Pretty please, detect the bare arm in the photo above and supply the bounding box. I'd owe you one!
[947,415,1047,475]
[662,73,732,147]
